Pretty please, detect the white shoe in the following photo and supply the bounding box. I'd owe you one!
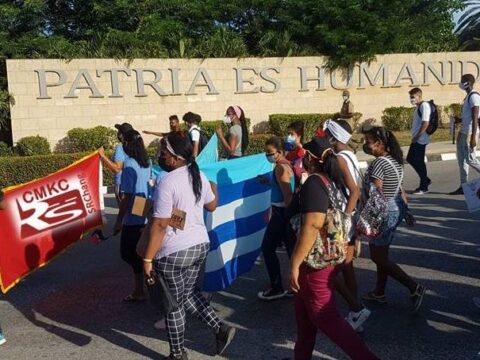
[0,333,6,345]
[153,318,166,330]
[345,308,371,330]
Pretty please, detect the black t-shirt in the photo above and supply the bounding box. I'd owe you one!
[300,175,329,214]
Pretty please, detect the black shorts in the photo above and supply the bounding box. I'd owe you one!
[120,224,145,274]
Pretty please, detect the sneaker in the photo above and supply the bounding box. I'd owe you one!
[362,291,387,304]
[216,323,236,355]
[0,332,5,346]
[448,187,464,195]
[257,288,287,301]
[154,318,166,330]
[345,308,371,330]
[473,297,480,309]
[413,189,429,195]
[411,284,426,312]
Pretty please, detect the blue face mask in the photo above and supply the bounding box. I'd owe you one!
[284,142,295,151]
[266,154,276,163]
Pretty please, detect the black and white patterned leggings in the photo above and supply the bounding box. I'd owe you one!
[154,242,221,356]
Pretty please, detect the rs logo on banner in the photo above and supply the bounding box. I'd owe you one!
[0,153,103,293]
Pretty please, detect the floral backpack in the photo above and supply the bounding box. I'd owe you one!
[290,174,350,269]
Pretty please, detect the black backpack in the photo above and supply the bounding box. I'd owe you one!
[189,128,210,153]
[418,100,438,135]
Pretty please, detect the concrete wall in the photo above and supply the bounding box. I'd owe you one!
[6,52,480,147]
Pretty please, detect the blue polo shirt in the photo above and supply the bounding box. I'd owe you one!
[120,157,152,226]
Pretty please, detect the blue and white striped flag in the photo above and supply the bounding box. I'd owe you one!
[152,134,272,291]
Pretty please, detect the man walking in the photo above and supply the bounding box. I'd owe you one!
[449,73,480,195]
[407,87,431,194]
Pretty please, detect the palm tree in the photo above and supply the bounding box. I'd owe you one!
[456,1,480,50]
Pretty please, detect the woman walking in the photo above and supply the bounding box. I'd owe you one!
[143,132,235,360]
[324,119,370,331]
[361,126,426,311]
[216,105,249,159]
[258,136,295,301]
[289,136,378,360]
[113,130,152,302]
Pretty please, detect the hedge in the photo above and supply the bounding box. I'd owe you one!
[0,141,12,156]
[0,152,105,188]
[269,112,362,140]
[56,126,118,153]
[16,135,51,156]
[381,107,414,131]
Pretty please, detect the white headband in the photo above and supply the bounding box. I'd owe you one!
[325,119,352,144]
[165,138,186,160]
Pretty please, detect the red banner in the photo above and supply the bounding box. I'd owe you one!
[0,152,103,293]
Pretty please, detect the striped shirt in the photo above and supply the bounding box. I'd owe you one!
[366,156,403,200]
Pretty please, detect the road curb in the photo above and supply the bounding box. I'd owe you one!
[358,150,480,169]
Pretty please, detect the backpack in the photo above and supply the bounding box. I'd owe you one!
[356,157,403,241]
[418,100,438,135]
[290,174,350,270]
[189,128,210,153]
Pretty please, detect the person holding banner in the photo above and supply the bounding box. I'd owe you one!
[143,132,235,360]
[289,137,378,360]
[0,190,6,345]
[216,105,249,159]
[99,122,134,204]
[257,136,295,301]
[113,130,152,302]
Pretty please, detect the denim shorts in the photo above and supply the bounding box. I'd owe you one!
[372,195,406,247]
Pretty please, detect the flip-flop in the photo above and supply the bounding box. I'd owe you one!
[362,291,387,304]
[123,294,146,302]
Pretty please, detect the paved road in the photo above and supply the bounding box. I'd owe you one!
[1,160,480,360]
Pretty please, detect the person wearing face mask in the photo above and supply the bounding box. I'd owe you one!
[449,73,480,195]
[361,127,426,312]
[98,122,134,205]
[285,121,306,188]
[143,115,183,137]
[406,88,432,195]
[143,132,235,360]
[257,136,295,301]
[113,130,152,302]
[340,90,354,120]
[289,136,378,360]
[216,105,249,159]
[324,119,370,332]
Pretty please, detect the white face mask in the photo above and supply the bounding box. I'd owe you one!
[343,96,349,101]
[286,135,296,144]
[459,82,469,90]
[223,115,232,124]
[410,98,417,106]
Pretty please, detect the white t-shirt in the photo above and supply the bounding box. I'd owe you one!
[152,166,214,259]
[461,91,480,135]
[189,124,201,142]
[338,150,361,186]
[411,102,431,145]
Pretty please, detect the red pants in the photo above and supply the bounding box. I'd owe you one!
[294,265,378,360]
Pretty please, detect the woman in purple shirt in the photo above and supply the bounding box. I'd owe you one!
[143,132,235,360]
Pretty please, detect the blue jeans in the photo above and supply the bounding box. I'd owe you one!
[373,195,406,247]
[456,132,480,184]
